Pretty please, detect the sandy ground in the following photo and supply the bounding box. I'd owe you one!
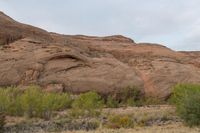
[64,123,200,133]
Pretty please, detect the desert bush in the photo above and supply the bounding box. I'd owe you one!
[0,87,23,116]
[81,119,100,131]
[0,112,5,132]
[121,86,141,102]
[143,97,164,105]
[171,83,200,127]
[120,86,142,106]
[41,92,72,118]
[20,86,43,118]
[106,115,134,129]
[127,98,144,107]
[0,86,72,119]
[21,86,72,119]
[71,91,103,117]
[58,119,100,131]
[85,119,100,131]
[126,98,136,107]
[106,96,119,108]
[0,88,10,113]
[135,112,173,127]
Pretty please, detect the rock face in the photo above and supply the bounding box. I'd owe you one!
[0,12,200,99]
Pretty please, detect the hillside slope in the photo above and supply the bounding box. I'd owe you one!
[0,11,200,99]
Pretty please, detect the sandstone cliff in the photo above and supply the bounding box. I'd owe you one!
[1,12,200,99]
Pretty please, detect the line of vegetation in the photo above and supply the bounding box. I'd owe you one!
[0,85,164,117]
[105,86,165,108]
[0,85,168,131]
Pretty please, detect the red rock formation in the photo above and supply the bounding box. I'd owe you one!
[0,12,200,99]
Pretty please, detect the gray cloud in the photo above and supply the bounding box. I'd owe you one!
[0,0,200,51]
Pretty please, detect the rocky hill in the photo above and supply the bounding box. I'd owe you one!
[0,11,200,99]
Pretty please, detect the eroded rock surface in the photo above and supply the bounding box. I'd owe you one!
[0,12,200,99]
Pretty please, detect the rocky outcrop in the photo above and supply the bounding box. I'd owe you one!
[0,12,200,99]
[0,11,52,46]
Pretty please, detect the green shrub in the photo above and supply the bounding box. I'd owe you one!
[171,83,200,127]
[21,86,72,119]
[0,86,72,119]
[20,86,43,118]
[40,93,72,119]
[126,98,136,107]
[116,86,143,107]
[106,96,119,108]
[106,115,134,129]
[71,91,103,117]
[0,87,23,116]
[122,86,141,101]
[0,88,10,113]
[126,98,144,107]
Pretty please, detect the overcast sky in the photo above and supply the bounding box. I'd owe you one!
[0,0,200,51]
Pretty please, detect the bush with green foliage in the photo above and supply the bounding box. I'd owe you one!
[20,86,43,118]
[21,86,72,119]
[0,86,72,119]
[106,115,134,129]
[126,98,143,107]
[121,86,141,101]
[0,87,23,116]
[120,86,143,107]
[71,91,103,117]
[171,83,200,127]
